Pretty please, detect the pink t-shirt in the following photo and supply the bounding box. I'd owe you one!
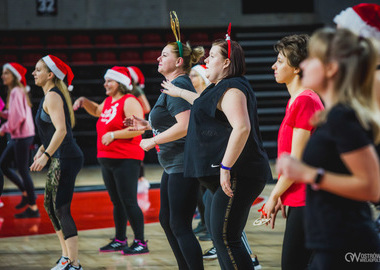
[0,87,35,139]
[277,90,324,207]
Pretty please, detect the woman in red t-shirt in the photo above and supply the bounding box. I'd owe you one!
[262,35,324,270]
[73,66,149,255]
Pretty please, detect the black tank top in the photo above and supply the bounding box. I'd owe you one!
[184,76,272,179]
[35,87,83,158]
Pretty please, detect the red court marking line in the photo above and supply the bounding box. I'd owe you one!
[0,189,264,238]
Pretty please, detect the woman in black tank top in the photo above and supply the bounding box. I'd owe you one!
[31,55,84,270]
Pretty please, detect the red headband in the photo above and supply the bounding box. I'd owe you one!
[225,23,231,59]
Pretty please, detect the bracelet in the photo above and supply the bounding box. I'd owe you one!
[311,168,325,191]
[43,151,51,159]
[110,132,115,140]
[220,163,232,171]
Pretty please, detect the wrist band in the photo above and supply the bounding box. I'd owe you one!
[311,168,325,191]
[43,151,51,159]
[110,132,115,140]
[220,163,232,171]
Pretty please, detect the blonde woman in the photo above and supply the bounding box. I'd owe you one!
[31,55,84,270]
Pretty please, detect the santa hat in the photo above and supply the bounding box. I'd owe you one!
[127,66,145,89]
[42,55,74,91]
[192,64,210,86]
[3,62,30,91]
[104,66,133,91]
[334,3,380,40]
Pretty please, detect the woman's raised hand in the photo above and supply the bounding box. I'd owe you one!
[161,80,183,97]
[124,115,151,131]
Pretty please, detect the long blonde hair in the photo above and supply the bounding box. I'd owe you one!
[310,27,380,143]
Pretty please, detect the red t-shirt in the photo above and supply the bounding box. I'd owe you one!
[96,94,144,160]
[278,90,324,206]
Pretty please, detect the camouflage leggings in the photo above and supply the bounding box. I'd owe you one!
[44,157,82,239]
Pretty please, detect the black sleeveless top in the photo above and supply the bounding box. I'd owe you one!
[184,76,272,180]
[35,87,83,159]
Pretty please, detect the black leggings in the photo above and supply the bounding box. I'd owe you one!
[199,173,266,270]
[159,171,203,270]
[98,158,144,241]
[282,206,312,270]
[0,137,36,205]
[44,156,83,240]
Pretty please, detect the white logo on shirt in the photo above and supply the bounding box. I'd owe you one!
[211,164,220,168]
[100,103,119,124]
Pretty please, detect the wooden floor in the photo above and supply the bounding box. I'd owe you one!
[0,163,286,269]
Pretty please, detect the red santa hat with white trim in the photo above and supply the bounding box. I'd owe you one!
[127,66,145,89]
[3,62,30,91]
[192,64,210,86]
[42,54,74,91]
[104,66,133,91]
[334,3,380,40]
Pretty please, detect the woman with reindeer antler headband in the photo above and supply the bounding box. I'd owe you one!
[125,11,206,269]
[161,23,273,269]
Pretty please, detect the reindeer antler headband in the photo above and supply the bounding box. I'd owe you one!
[225,22,231,59]
[170,11,183,58]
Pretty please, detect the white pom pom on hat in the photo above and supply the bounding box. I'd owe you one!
[191,64,211,86]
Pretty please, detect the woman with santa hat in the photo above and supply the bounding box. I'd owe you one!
[73,66,148,256]
[0,62,39,218]
[31,55,84,270]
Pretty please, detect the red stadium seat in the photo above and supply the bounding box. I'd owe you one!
[94,34,116,47]
[142,50,161,64]
[95,51,118,64]
[119,33,141,47]
[189,32,210,46]
[141,33,163,47]
[21,36,44,48]
[22,53,43,66]
[70,34,92,48]
[46,35,68,48]
[119,51,142,64]
[71,52,94,65]
[0,54,18,65]
[0,36,18,49]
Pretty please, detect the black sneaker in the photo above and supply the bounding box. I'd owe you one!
[193,221,207,235]
[15,196,28,209]
[121,239,149,256]
[252,255,262,270]
[203,246,217,260]
[99,238,127,252]
[14,208,40,219]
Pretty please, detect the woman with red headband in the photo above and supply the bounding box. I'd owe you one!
[0,62,38,218]
[31,55,84,270]
[161,25,272,270]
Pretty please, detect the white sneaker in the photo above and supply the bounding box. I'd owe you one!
[137,178,150,194]
[51,256,69,270]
